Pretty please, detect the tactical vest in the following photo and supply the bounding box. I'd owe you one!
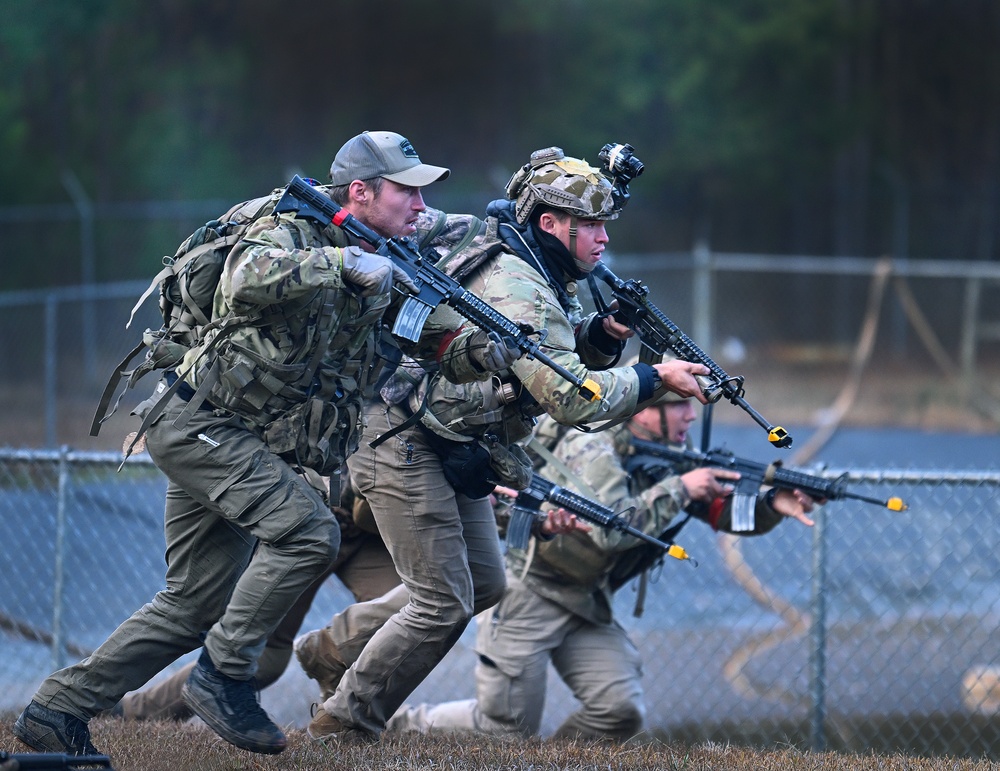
[103,186,388,475]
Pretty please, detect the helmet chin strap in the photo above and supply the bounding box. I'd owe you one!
[628,406,671,443]
[569,214,596,274]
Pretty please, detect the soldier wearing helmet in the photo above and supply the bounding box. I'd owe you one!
[507,147,620,272]
[385,368,819,741]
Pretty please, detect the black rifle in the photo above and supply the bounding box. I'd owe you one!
[274,175,603,406]
[590,261,791,448]
[624,437,908,521]
[504,473,693,564]
[0,752,114,770]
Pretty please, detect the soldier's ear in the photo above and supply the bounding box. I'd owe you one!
[536,212,558,235]
[348,179,369,205]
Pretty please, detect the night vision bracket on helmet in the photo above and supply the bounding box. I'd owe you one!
[598,142,644,212]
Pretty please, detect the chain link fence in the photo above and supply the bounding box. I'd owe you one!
[2,204,1000,758]
[2,447,999,758]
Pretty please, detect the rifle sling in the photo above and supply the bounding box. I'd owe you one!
[368,393,429,450]
[525,436,601,502]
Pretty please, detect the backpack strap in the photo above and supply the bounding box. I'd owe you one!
[90,339,148,436]
[176,234,242,327]
[126,263,175,330]
[417,209,449,251]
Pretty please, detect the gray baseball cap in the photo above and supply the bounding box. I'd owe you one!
[329,130,450,187]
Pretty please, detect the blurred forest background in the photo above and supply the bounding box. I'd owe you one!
[2,0,1000,448]
[2,0,1000,290]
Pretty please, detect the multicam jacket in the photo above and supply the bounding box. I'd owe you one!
[176,199,457,473]
[506,415,785,626]
[384,206,643,459]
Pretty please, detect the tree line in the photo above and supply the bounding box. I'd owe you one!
[1,0,998,289]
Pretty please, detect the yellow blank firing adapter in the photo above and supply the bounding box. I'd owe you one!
[768,425,793,448]
[667,544,693,564]
[886,496,908,512]
[581,378,602,402]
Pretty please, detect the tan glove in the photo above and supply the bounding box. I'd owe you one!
[340,246,418,297]
[468,329,522,373]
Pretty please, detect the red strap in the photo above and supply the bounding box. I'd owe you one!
[436,326,465,363]
[707,497,726,530]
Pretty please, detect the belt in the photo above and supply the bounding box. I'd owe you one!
[164,371,213,410]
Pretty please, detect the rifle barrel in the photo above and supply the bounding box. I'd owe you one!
[627,437,907,511]
[528,475,692,559]
[591,261,791,448]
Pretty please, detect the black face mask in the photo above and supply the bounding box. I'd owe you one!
[532,222,588,282]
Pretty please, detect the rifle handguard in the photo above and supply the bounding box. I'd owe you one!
[592,260,793,448]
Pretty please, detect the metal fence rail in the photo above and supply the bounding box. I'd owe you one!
[2,448,999,758]
[3,250,1000,449]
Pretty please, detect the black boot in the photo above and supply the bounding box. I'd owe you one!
[181,649,286,754]
[13,701,101,756]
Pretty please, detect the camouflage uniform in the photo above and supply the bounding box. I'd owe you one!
[27,193,454,723]
[313,195,656,737]
[117,485,400,721]
[385,414,787,740]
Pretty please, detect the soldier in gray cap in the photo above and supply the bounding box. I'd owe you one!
[13,130,512,757]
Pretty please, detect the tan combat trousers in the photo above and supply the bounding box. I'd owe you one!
[323,403,507,736]
[387,574,646,740]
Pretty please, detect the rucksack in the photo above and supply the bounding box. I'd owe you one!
[93,193,499,461]
[90,188,287,440]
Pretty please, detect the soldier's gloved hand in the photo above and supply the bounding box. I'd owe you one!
[468,330,521,373]
[340,247,418,297]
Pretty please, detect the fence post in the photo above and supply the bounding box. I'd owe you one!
[51,445,70,672]
[61,170,98,383]
[809,506,827,751]
[692,239,713,356]
[960,277,981,383]
[45,294,58,448]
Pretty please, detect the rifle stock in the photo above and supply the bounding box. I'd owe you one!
[591,261,792,448]
[274,176,603,405]
[625,437,908,512]
[504,473,693,564]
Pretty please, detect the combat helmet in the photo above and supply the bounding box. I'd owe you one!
[505,147,619,225]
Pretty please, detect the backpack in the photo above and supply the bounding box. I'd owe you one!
[90,188,288,441]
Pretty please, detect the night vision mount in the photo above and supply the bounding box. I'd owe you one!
[598,142,644,211]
